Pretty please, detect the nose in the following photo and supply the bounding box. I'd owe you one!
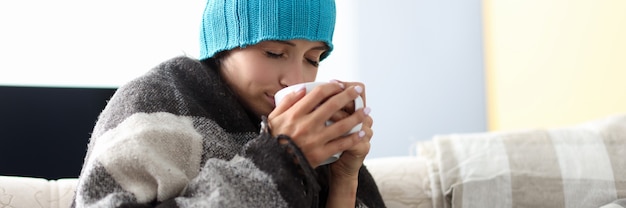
[279,63,305,87]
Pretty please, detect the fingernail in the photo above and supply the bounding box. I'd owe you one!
[363,107,371,115]
[358,130,366,138]
[354,86,363,94]
[330,80,345,89]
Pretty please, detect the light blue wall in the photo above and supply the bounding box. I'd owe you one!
[356,0,487,158]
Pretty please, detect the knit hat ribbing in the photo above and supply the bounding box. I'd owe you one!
[199,0,336,61]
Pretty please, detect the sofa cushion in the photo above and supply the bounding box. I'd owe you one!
[0,176,77,208]
[417,114,626,208]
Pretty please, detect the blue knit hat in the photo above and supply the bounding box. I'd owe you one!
[199,0,336,61]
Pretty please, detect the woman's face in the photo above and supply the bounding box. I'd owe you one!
[219,39,328,116]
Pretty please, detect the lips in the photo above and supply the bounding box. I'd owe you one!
[266,93,276,107]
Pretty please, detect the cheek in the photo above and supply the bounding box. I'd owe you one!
[230,58,275,84]
[226,50,286,87]
[304,68,318,82]
[242,67,276,85]
[245,61,279,83]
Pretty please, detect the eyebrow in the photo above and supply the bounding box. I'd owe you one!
[271,40,328,51]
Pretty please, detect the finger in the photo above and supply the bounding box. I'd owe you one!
[344,100,355,114]
[359,125,373,143]
[325,106,371,140]
[342,126,373,159]
[324,124,372,158]
[312,108,370,158]
[323,131,361,158]
[331,80,367,106]
[363,114,373,129]
[314,85,363,126]
[329,110,351,122]
[290,82,344,117]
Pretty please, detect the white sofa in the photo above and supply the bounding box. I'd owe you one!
[0,156,425,208]
[1,114,625,208]
[0,176,77,208]
[2,153,624,208]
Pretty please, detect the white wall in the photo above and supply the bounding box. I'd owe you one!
[0,0,487,158]
[350,0,487,158]
[319,0,488,158]
[0,0,205,87]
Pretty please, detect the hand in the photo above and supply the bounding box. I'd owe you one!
[268,81,369,168]
[326,81,373,208]
[329,81,373,178]
[326,80,366,122]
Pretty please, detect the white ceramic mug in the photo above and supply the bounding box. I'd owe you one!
[274,81,365,165]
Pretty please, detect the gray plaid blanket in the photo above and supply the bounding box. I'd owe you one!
[71,56,384,207]
[418,114,626,208]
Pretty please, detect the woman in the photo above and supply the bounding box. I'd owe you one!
[72,0,384,207]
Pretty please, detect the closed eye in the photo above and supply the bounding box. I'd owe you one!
[265,51,284,58]
[306,58,319,67]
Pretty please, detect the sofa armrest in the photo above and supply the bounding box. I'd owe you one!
[364,156,432,208]
[0,175,77,208]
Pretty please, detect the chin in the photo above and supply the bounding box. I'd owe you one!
[259,109,272,117]
[249,105,272,118]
